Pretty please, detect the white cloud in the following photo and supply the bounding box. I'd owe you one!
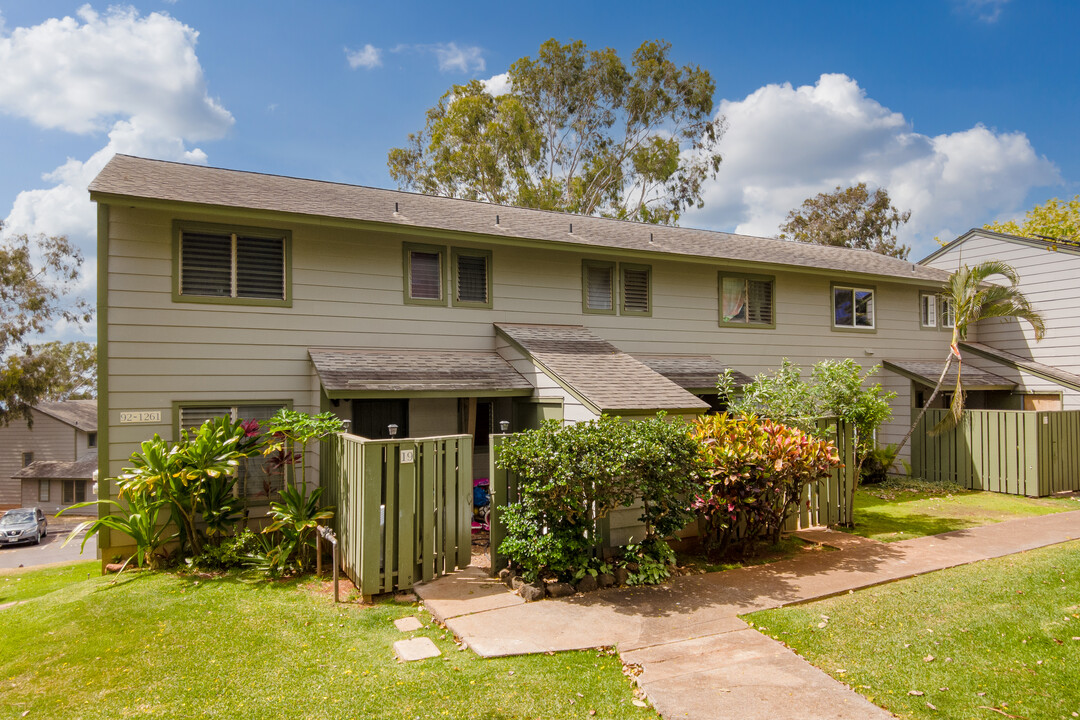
[1,6,231,247]
[481,72,511,96]
[432,42,485,73]
[0,5,232,138]
[686,73,1059,256]
[345,43,382,69]
[960,0,1010,23]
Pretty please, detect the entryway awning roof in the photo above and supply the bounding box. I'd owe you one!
[633,355,752,393]
[309,348,534,399]
[12,450,97,481]
[494,323,709,415]
[883,360,1016,391]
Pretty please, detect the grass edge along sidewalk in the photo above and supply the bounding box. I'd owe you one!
[747,539,1080,720]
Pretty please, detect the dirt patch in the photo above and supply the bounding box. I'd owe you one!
[470,529,491,572]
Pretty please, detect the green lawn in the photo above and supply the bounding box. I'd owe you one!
[746,540,1080,720]
[843,479,1078,542]
[0,561,98,604]
[0,567,655,720]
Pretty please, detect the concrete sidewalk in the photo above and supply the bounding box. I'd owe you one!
[415,510,1080,719]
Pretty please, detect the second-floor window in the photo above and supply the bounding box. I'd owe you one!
[721,274,775,327]
[177,222,289,304]
[833,285,875,329]
[940,296,956,328]
[583,261,615,314]
[921,293,937,327]
[452,249,492,308]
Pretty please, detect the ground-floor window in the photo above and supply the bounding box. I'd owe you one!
[38,479,49,502]
[179,403,285,499]
[62,480,86,505]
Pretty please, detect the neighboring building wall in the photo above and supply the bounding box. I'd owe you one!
[0,411,77,507]
[20,478,97,515]
[924,233,1080,408]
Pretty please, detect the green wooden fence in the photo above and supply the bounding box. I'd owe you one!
[911,408,1080,496]
[323,432,473,596]
[487,418,857,569]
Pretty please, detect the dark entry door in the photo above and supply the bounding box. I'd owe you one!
[352,399,409,439]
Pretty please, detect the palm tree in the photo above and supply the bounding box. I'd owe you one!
[895,260,1046,457]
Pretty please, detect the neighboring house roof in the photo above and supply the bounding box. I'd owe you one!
[89,155,951,284]
[309,348,533,396]
[883,360,1016,391]
[494,323,709,414]
[919,227,1080,264]
[959,342,1080,392]
[12,450,97,481]
[633,355,752,392]
[34,400,97,431]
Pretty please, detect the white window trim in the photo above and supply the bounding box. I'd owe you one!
[921,293,937,328]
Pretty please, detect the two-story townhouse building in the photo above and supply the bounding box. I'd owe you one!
[0,400,98,514]
[920,228,1080,410]
[89,155,1035,556]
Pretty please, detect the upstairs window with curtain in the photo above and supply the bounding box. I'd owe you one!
[177,223,288,303]
[720,274,774,327]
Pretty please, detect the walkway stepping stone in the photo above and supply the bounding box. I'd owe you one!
[394,637,441,661]
[394,616,423,632]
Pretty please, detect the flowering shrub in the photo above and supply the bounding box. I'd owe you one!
[690,413,840,554]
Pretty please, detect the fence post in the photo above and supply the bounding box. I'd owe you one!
[489,434,508,573]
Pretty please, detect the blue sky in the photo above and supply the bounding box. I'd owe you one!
[1,0,1077,340]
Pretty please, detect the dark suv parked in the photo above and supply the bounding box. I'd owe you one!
[0,508,48,546]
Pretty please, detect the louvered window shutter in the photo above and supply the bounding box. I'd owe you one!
[456,254,488,303]
[180,406,232,434]
[410,251,442,299]
[180,232,232,296]
[622,268,649,313]
[586,265,613,310]
[236,236,285,299]
[747,280,773,324]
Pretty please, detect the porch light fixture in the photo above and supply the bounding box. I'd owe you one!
[499,420,510,432]
[342,419,352,433]
[388,423,399,438]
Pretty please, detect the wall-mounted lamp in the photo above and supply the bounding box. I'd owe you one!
[388,423,399,438]
[342,419,352,433]
[499,420,510,433]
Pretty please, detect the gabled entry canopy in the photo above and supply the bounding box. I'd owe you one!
[883,360,1016,392]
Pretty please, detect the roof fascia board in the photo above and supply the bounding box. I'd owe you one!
[920,228,1080,265]
[91,193,947,287]
[323,388,532,400]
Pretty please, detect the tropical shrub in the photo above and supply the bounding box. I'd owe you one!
[622,413,702,543]
[58,494,170,571]
[186,529,263,572]
[691,414,840,554]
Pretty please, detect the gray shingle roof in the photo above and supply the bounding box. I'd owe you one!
[13,450,97,480]
[89,155,951,283]
[35,400,97,431]
[308,348,533,394]
[633,355,752,391]
[959,342,1080,392]
[494,323,709,414]
[883,360,1015,390]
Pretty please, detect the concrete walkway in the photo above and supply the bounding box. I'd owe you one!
[415,510,1080,719]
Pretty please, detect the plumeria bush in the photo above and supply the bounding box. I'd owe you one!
[690,413,840,555]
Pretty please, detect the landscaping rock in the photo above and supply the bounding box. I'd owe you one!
[510,576,525,591]
[613,567,630,586]
[576,575,599,593]
[105,563,125,574]
[393,616,423,632]
[519,582,545,602]
[597,573,616,588]
[547,582,575,598]
[394,591,418,603]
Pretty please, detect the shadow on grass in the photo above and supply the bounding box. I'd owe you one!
[843,511,974,541]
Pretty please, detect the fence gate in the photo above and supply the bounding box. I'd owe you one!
[323,433,473,596]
